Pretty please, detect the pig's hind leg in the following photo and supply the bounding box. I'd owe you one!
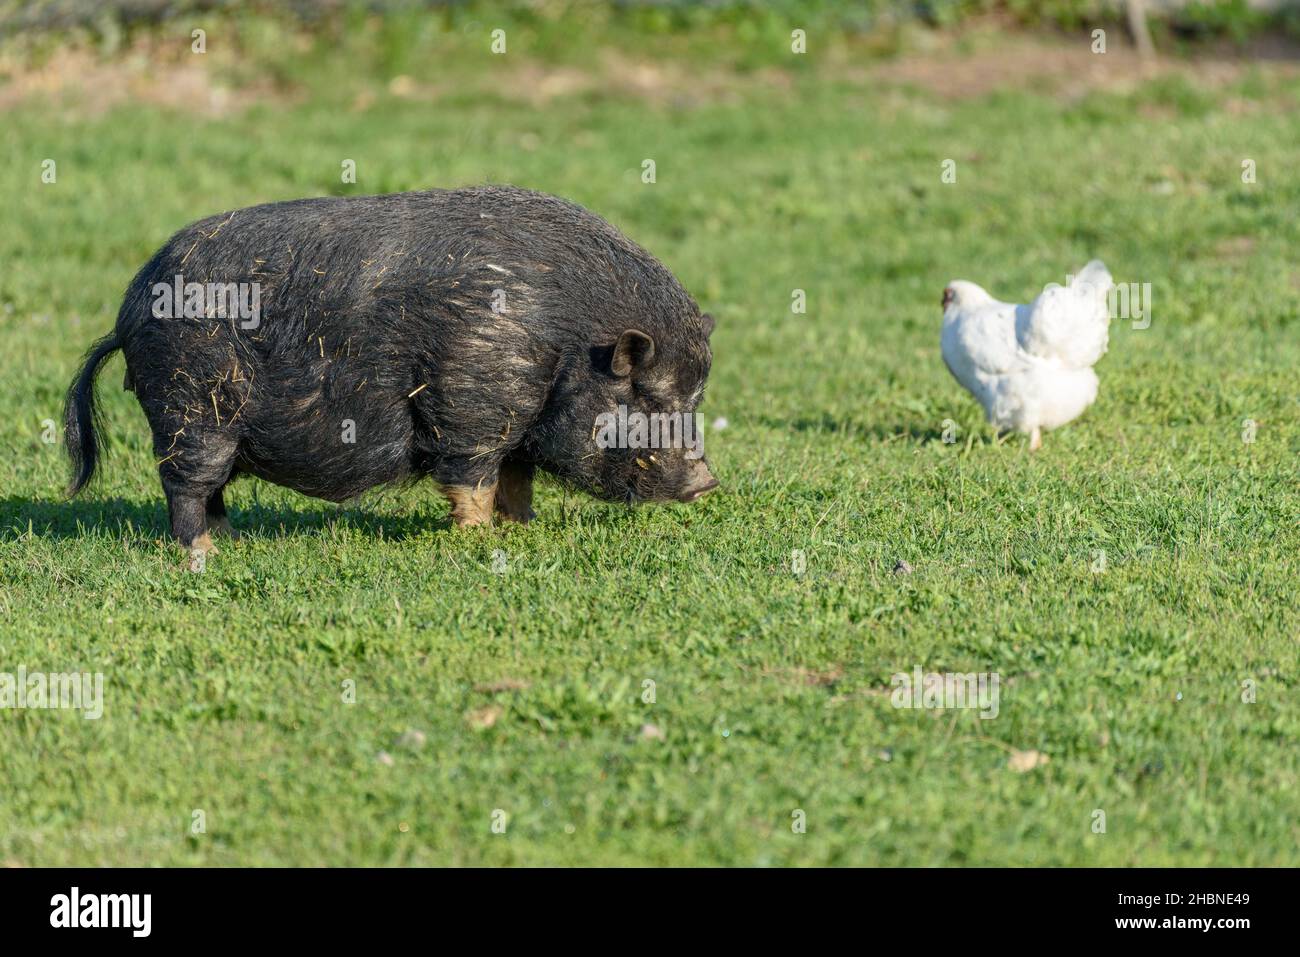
[205,487,240,540]
[158,430,240,557]
[166,484,218,560]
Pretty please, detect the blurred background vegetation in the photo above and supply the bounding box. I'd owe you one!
[3,1,1299,53]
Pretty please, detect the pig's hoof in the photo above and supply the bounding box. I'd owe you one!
[208,516,240,540]
[442,483,497,528]
[182,533,218,572]
[494,506,535,525]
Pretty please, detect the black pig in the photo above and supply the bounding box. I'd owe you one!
[65,186,719,554]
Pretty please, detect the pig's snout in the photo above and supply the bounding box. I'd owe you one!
[680,478,719,502]
[677,460,719,503]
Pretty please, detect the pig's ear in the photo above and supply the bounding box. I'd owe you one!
[701,313,715,338]
[611,329,655,377]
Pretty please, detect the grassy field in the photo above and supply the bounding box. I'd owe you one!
[1,16,1298,866]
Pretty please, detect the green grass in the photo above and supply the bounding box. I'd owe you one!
[1,19,1298,866]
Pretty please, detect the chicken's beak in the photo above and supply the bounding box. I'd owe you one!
[942,288,955,309]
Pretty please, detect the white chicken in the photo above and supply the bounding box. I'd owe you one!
[940,261,1113,450]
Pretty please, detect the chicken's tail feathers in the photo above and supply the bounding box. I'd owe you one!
[1058,260,1113,367]
[1069,260,1113,301]
[1017,268,1112,369]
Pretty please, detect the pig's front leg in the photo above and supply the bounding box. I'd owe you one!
[494,460,535,524]
[440,480,497,527]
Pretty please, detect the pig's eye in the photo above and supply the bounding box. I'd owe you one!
[631,381,664,406]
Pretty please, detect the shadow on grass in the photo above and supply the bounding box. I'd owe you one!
[0,495,450,543]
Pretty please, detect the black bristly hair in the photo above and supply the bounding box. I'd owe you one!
[63,185,717,542]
